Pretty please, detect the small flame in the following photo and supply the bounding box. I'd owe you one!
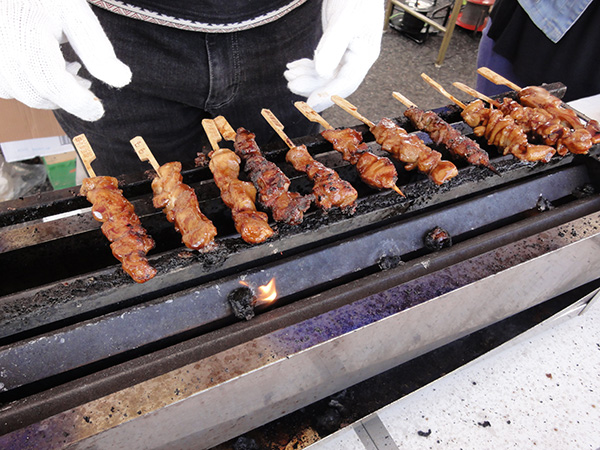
[256,278,277,305]
[237,278,278,306]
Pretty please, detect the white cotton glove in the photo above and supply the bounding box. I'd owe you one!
[0,0,132,121]
[285,0,384,112]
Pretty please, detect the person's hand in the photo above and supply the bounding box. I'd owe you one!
[285,0,384,112]
[0,0,131,121]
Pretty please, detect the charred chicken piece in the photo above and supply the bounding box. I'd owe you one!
[403,107,497,174]
[286,144,358,213]
[152,161,217,251]
[234,128,313,226]
[321,128,399,191]
[462,100,556,163]
[80,176,157,283]
[209,147,274,244]
[498,97,592,156]
[518,86,600,144]
[371,117,459,185]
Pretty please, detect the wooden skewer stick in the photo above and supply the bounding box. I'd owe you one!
[213,115,237,142]
[392,91,417,109]
[420,74,466,109]
[452,82,500,107]
[261,109,297,150]
[130,136,162,176]
[477,67,522,91]
[330,95,375,128]
[72,134,97,178]
[294,101,333,130]
[297,100,404,197]
[201,118,224,152]
[421,73,466,109]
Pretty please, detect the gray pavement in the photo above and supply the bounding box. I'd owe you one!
[322,24,481,128]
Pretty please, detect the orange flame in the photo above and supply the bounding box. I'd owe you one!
[256,278,277,305]
[238,278,278,306]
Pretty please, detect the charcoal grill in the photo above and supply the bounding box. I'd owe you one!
[1,83,599,449]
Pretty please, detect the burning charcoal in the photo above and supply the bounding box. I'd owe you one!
[536,195,554,212]
[228,286,255,321]
[424,226,452,251]
[378,254,404,270]
[572,183,595,199]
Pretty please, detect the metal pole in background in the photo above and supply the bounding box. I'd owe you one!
[436,0,463,66]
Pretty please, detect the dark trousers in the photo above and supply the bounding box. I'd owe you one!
[55,1,323,176]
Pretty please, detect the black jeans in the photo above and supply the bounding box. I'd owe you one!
[55,1,323,176]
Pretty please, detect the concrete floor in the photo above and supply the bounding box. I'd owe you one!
[321,23,481,128]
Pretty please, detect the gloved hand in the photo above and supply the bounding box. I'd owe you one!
[0,0,131,121]
[285,0,384,112]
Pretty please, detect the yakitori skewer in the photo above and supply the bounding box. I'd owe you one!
[451,82,499,107]
[421,73,556,163]
[214,115,313,226]
[130,136,162,175]
[130,136,217,251]
[477,67,600,143]
[261,108,358,213]
[477,67,521,92]
[330,95,459,184]
[201,118,274,244]
[453,82,592,155]
[389,91,497,174]
[294,101,405,196]
[73,134,156,283]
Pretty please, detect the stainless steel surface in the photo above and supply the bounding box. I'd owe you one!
[2,208,598,450]
[1,164,591,392]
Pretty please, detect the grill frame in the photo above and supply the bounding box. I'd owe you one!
[1,201,599,449]
[1,83,599,448]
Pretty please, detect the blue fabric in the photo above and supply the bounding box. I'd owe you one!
[517,0,595,43]
[483,0,600,101]
[475,19,527,96]
[55,1,323,176]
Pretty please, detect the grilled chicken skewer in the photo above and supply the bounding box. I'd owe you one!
[294,101,405,197]
[331,95,459,185]
[73,134,157,283]
[214,115,313,226]
[131,136,217,251]
[421,74,556,163]
[385,92,497,174]
[477,67,600,144]
[261,108,358,213]
[453,82,592,156]
[201,119,274,244]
